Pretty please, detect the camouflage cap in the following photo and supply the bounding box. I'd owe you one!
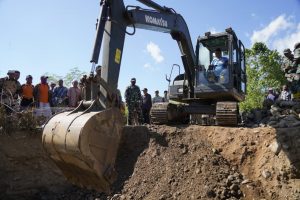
[40,75,48,79]
[283,48,291,54]
[7,70,16,74]
[26,75,32,79]
[96,65,102,71]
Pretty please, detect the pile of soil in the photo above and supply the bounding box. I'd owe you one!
[0,125,299,200]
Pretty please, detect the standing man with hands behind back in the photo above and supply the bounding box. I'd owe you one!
[125,78,143,125]
[142,88,152,124]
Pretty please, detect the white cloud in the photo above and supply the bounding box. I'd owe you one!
[250,15,293,45]
[144,63,154,71]
[249,14,300,54]
[272,23,300,53]
[251,13,256,17]
[146,41,164,63]
[144,63,152,69]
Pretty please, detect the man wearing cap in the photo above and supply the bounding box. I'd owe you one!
[124,78,143,125]
[53,79,68,106]
[293,42,300,74]
[266,88,276,102]
[152,90,163,103]
[0,70,18,107]
[282,48,295,73]
[13,70,22,97]
[20,75,34,109]
[142,88,152,124]
[33,76,52,118]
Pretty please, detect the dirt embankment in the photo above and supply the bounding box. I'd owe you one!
[0,125,299,200]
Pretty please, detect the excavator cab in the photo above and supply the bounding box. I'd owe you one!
[164,28,246,126]
[195,28,246,99]
[169,28,246,102]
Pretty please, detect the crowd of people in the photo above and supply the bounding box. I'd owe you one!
[281,42,300,99]
[0,69,169,125]
[265,42,300,105]
[0,70,81,118]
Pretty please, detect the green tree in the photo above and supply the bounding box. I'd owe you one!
[43,67,87,87]
[240,42,286,111]
[64,67,87,86]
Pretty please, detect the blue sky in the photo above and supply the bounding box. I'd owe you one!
[1,0,300,97]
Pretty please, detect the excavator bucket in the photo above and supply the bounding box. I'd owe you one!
[42,104,124,193]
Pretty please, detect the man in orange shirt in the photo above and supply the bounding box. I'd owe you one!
[33,75,52,118]
[20,75,34,109]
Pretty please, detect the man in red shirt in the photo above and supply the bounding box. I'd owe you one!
[33,76,52,118]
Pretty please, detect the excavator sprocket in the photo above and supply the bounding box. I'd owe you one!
[216,101,239,126]
[42,107,124,193]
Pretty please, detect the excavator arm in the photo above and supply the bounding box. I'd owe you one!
[42,0,197,193]
[92,0,196,100]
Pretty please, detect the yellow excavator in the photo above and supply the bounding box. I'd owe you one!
[42,0,246,193]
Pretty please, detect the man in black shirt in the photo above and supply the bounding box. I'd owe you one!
[142,88,152,124]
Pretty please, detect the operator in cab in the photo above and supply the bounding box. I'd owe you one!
[209,48,229,83]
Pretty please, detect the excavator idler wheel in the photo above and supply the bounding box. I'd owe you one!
[42,107,124,193]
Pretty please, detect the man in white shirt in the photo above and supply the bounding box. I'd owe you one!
[152,90,163,103]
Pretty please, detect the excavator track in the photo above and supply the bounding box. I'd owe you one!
[42,105,124,193]
[216,101,239,126]
[150,102,169,124]
[151,102,188,124]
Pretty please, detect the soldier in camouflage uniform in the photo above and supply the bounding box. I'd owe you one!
[124,78,143,125]
[292,43,300,100]
[282,48,295,73]
[282,43,300,100]
[293,42,300,74]
[0,70,19,111]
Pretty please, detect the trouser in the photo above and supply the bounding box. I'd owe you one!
[36,102,52,119]
[20,98,34,109]
[142,108,151,124]
[127,106,143,125]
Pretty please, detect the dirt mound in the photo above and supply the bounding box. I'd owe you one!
[0,125,299,200]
